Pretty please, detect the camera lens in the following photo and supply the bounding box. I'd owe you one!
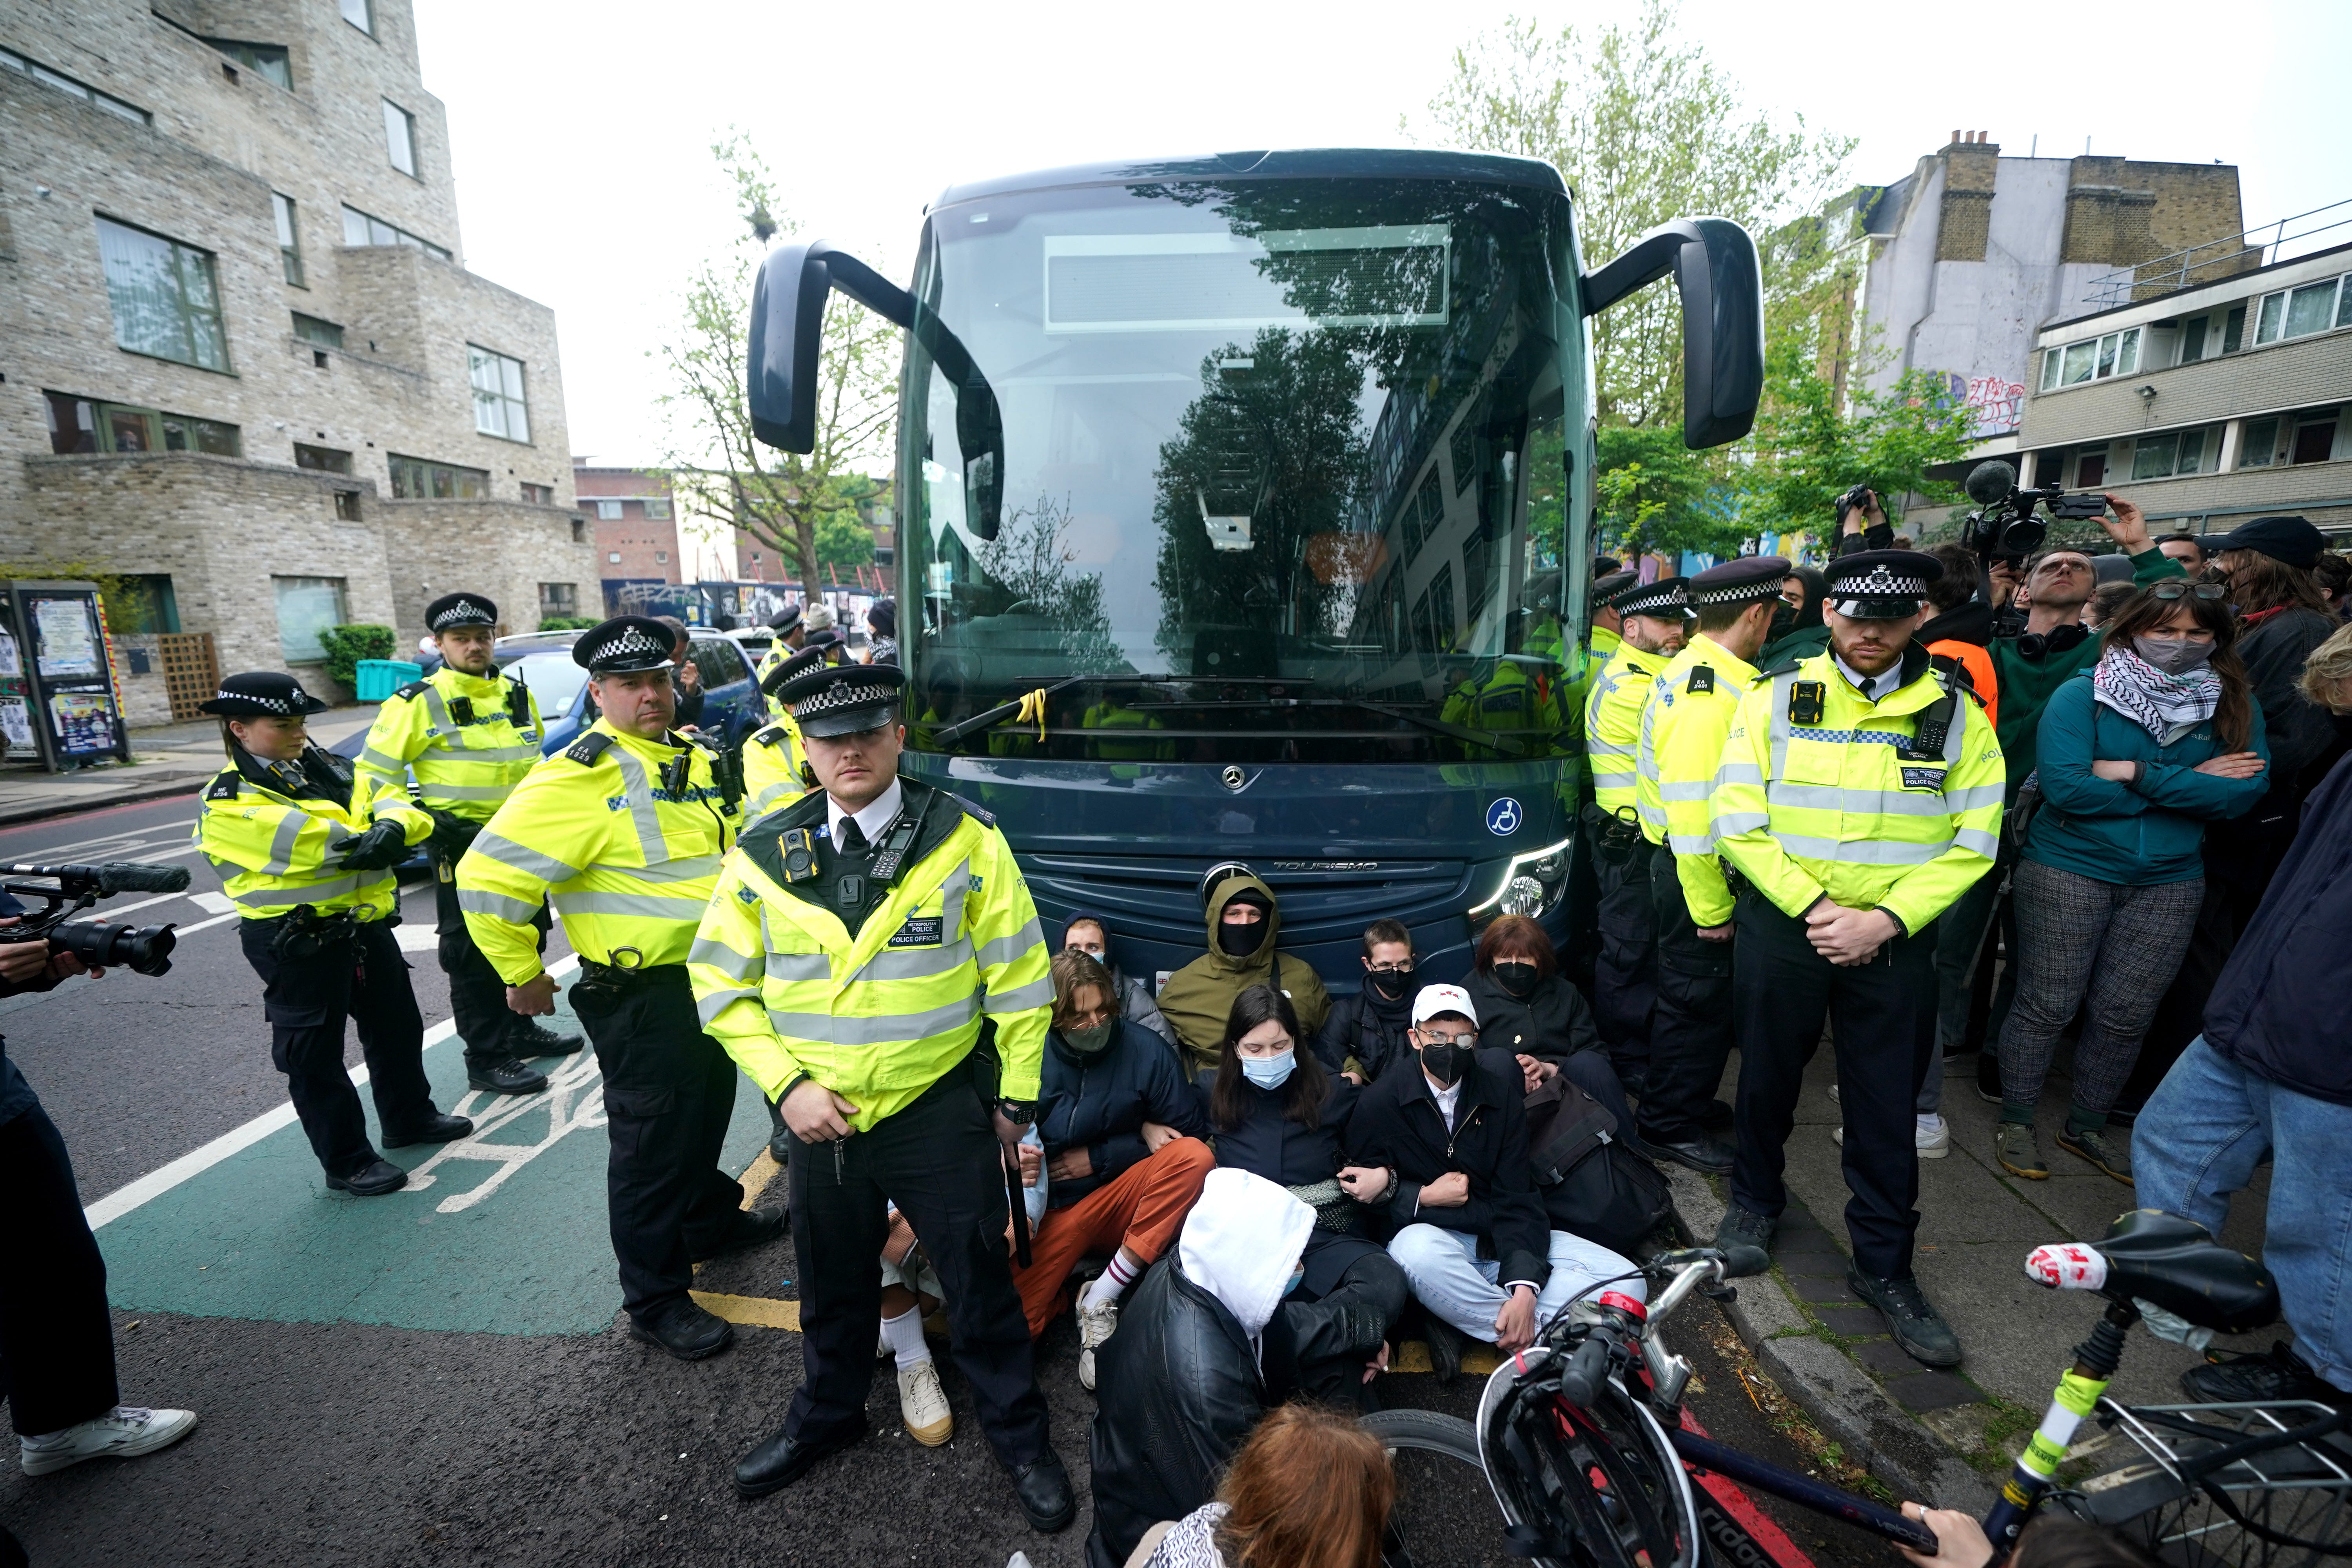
[52,918,179,977]
[2000,518,2049,555]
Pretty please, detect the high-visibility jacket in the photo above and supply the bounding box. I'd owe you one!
[1441,659,1561,752]
[1583,640,1668,815]
[1079,699,1171,762]
[1637,635,1762,927]
[687,778,1052,1129]
[740,720,808,819]
[354,667,544,823]
[1564,623,1620,745]
[195,753,431,920]
[755,644,793,721]
[1711,648,2005,936]
[456,720,741,983]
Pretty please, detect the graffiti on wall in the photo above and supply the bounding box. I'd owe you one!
[1946,370,2027,437]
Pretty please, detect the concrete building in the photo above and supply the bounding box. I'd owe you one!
[0,0,592,725]
[2017,239,2352,538]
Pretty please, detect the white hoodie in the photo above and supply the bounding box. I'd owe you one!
[1176,1168,1316,1359]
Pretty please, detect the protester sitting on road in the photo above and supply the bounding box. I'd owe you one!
[2131,628,2352,1407]
[1461,916,1637,1133]
[1129,1402,1396,1568]
[1309,919,1419,1082]
[1994,582,2269,1187]
[1023,950,1213,1390]
[1084,1170,1321,1568]
[1157,870,1330,1080]
[1209,984,1406,1405]
[1062,913,1176,1048]
[1338,984,1642,1383]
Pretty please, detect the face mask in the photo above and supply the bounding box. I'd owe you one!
[1769,602,1798,639]
[1241,1049,1296,1090]
[1492,960,1539,999]
[1061,1022,1116,1056]
[1284,1263,1307,1297]
[1419,1041,1473,1087]
[2133,634,2215,677]
[1217,918,1267,957]
[1365,968,1410,1003]
[1067,942,1106,964]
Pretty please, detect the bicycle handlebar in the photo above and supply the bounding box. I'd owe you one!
[1559,1331,1613,1408]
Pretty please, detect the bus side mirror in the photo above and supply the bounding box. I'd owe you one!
[1580,217,1764,450]
[747,240,1004,539]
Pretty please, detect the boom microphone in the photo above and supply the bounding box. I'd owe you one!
[0,861,192,896]
[1964,460,2018,506]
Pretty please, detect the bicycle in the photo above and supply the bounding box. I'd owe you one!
[1368,1209,2352,1568]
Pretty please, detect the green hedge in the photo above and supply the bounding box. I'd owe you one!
[538,615,599,631]
[316,623,395,693]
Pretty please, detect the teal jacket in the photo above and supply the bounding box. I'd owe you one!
[1990,545,2187,802]
[2025,672,2271,886]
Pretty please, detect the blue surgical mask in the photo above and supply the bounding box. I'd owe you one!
[1241,1049,1296,1090]
[1285,1263,1307,1297]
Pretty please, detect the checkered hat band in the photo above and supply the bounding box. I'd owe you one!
[1617,592,1685,616]
[794,681,898,718]
[1831,568,1927,598]
[430,600,495,630]
[1693,581,1784,605]
[589,626,669,664]
[218,689,303,711]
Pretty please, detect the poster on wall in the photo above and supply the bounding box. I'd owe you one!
[1,582,134,770]
[49,690,118,755]
[33,596,103,676]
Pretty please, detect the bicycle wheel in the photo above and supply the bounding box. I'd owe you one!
[2067,1400,2352,1568]
[1365,1408,1525,1568]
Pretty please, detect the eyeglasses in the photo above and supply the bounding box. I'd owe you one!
[1417,1029,1478,1048]
[1367,960,1417,974]
[2150,580,2228,603]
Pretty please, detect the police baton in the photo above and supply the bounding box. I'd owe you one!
[1003,1142,1033,1268]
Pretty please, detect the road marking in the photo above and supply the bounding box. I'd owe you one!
[405,1049,608,1213]
[84,953,583,1229]
[189,890,235,915]
[392,924,439,951]
[693,1291,801,1331]
[1387,1341,1502,1376]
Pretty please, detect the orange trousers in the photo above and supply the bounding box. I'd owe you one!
[1013,1136,1213,1337]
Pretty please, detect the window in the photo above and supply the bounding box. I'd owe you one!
[210,40,291,89]
[387,454,488,499]
[339,0,373,33]
[272,192,303,286]
[2047,326,2140,389]
[43,391,238,456]
[273,576,348,663]
[2253,276,2348,347]
[294,443,350,474]
[2131,427,2216,480]
[606,551,622,564]
[95,217,229,371]
[2240,417,2281,469]
[689,638,748,691]
[596,499,623,520]
[2221,305,2247,354]
[333,490,361,521]
[520,481,552,504]
[655,550,669,564]
[2292,416,2340,466]
[2177,315,2208,365]
[382,100,417,177]
[292,312,343,348]
[467,346,530,442]
[540,583,578,619]
[2075,449,2107,488]
[339,205,451,262]
[644,496,672,520]
[109,575,180,634]
[0,47,150,123]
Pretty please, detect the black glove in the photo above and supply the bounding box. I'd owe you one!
[334,819,411,871]
[428,809,483,859]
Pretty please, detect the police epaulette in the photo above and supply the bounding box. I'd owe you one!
[750,724,786,748]
[1686,666,1716,695]
[394,680,432,699]
[565,732,614,765]
[1756,657,1806,679]
[205,771,240,801]
[948,791,996,828]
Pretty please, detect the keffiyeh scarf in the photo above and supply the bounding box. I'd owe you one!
[2091,645,2221,740]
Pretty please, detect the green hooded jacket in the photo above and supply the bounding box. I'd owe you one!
[1154,871,1332,1079]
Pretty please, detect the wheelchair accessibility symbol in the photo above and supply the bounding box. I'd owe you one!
[1486,797,1523,836]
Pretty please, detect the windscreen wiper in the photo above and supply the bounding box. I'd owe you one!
[1107,694,1528,759]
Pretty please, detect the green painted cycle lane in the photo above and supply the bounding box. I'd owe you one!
[93,987,773,1336]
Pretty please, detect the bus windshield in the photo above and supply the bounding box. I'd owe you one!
[900,174,1586,765]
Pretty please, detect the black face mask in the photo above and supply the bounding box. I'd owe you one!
[1768,603,1798,640]
[1419,1040,1473,1088]
[1492,960,1540,1000]
[1365,968,1410,1003]
[1217,918,1267,957]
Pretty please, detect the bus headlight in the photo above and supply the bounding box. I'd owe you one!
[1470,835,1573,924]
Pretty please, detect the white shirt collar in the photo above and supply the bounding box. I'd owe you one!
[1428,1074,1464,1130]
[1832,652,1888,701]
[826,778,903,846]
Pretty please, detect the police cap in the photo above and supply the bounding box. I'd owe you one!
[780,661,906,739]
[200,670,330,718]
[766,603,805,636]
[1591,568,1638,608]
[1690,556,1792,608]
[425,592,498,633]
[1824,550,1942,619]
[572,615,679,674]
[1611,576,1694,620]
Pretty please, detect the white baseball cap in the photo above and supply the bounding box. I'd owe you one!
[1410,983,1478,1028]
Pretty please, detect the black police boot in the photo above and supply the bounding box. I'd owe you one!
[1648,1136,1735,1176]
[733,1414,865,1499]
[628,1297,735,1362]
[325,1159,408,1197]
[1847,1267,1963,1368]
[466,1055,549,1096]
[1423,1314,1469,1386]
[690,1204,788,1263]
[509,1017,584,1057]
[1713,1205,1775,1277]
[1005,1446,1076,1533]
[382,1112,474,1149]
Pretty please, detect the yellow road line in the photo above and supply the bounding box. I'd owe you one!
[1388,1340,1502,1376]
[736,1150,780,1206]
[692,1291,800,1331]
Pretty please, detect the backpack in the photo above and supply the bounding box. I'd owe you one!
[1523,1074,1673,1255]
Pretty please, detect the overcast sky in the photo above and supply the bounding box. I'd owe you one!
[411,0,2348,469]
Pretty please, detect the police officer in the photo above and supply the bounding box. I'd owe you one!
[1631,558,1789,1174]
[1708,552,2004,1368]
[1565,566,1638,739]
[687,661,1073,1529]
[196,671,472,1195]
[1581,574,1691,1087]
[456,617,783,1360]
[754,603,808,722]
[356,592,569,1099]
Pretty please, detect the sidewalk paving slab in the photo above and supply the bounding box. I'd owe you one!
[0,704,381,828]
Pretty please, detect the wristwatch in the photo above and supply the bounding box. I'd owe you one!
[996,1098,1037,1126]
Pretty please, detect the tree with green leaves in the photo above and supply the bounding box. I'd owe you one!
[1592,426,1747,561]
[1735,338,1976,543]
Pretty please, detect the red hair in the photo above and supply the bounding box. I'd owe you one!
[1214,1404,1395,1568]
[1474,915,1556,982]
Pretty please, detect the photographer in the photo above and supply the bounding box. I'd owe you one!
[0,912,198,1477]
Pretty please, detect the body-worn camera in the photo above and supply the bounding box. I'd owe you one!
[1958,460,2067,558]
[0,860,186,976]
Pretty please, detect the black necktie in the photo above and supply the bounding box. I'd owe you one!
[837,817,869,854]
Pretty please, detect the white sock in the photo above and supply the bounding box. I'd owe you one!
[1080,1252,1141,1313]
[880,1305,930,1370]
[1917,1112,1943,1132]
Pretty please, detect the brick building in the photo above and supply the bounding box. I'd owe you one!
[0,0,593,724]
[572,463,682,612]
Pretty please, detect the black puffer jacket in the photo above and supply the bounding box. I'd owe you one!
[1036,1018,1208,1209]
[1463,969,1600,1062]
[1309,987,1415,1080]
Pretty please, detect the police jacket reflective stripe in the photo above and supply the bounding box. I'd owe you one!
[454,720,740,982]
[1711,646,2006,934]
[1583,641,1665,813]
[195,755,430,920]
[354,668,544,821]
[740,722,806,819]
[686,778,1052,1131]
[1639,636,1761,926]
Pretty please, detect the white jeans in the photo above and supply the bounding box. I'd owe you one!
[1388,1223,1642,1343]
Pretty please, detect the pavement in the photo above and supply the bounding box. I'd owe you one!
[0,704,383,827]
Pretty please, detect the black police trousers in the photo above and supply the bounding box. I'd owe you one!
[1586,813,1657,1090]
[238,917,437,1179]
[783,1065,1050,1470]
[0,1096,118,1437]
[1728,893,1937,1280]
[567,964,744,1319]
[1637,847,1735,1146]
[433,864,549,1068]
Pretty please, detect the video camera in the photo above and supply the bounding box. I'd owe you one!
[0,860,187,976]
[1959,461,2111,559]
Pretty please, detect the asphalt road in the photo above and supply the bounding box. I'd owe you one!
[2,793,1899,1568]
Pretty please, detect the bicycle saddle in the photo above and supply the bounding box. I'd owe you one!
[2027,1210,2278,1334]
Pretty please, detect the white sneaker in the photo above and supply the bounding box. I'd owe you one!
[1076,1299,1120,1392]
[897,1359,952,1446]
[20,1406,197,1476]
[1830,1117,1951,1159]
[1827,1083,1840,1104]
